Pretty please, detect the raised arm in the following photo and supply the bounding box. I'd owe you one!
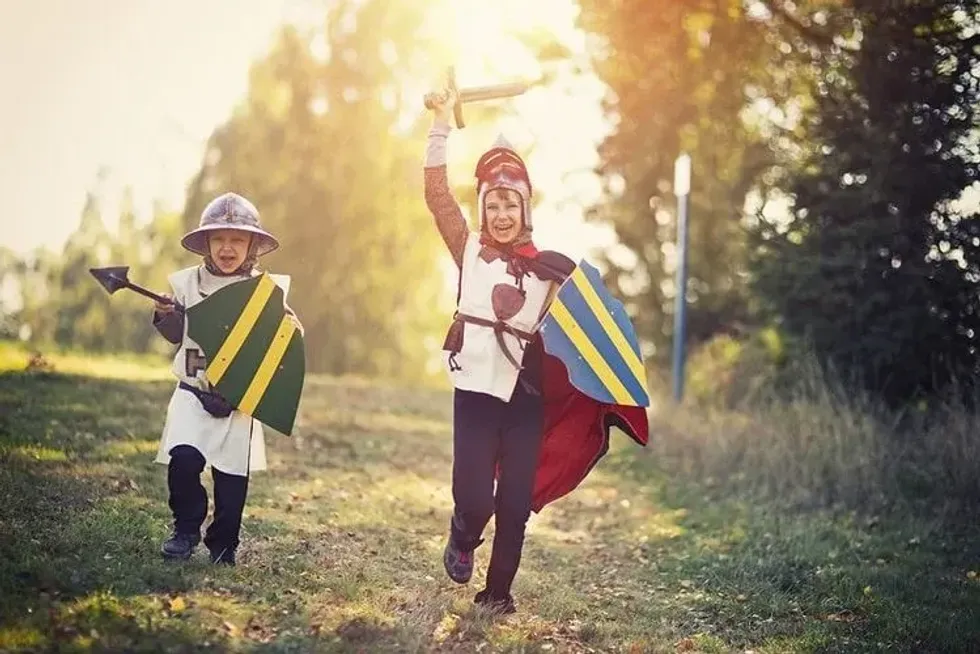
[423,91,469,268]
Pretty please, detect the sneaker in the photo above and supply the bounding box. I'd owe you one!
[443,538,474,584]
[160,531,199,560]
[474,588,516,615]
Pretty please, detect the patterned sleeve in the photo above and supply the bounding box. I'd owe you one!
[423,119,469,268]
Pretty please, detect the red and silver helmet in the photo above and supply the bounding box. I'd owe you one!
[474,134,533,232]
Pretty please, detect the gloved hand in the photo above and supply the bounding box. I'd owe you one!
[198,391,234,418]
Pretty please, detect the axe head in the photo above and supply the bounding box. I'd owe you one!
[89,266,130,294]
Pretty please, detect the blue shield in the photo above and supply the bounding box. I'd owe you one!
[539,260,650,407]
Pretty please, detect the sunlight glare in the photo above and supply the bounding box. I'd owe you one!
[421,0,616,268]
[430,0,574,80]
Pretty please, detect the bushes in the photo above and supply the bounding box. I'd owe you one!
[684,327,786,408]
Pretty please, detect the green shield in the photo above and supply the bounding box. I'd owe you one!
[186,273,305,436]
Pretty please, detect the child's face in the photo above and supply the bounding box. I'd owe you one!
[208,229,252,273]
[484,188,524,244]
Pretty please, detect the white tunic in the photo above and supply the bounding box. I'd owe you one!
[445,232,554,402]
[154,265,291,476]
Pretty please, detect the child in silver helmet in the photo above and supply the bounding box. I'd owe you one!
[151,192,302,565]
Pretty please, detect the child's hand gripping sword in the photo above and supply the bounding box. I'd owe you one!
[423,66,535,128]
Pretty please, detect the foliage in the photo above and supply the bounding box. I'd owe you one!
[182,2,449,381]
[750,0,980,405]
[6,186,189,358]
[685,327,788,407]
[4,1,458,383]
[576,0,784,360]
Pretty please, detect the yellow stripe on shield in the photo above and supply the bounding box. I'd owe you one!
[206,274,276,385]
[549,299,634,405]
[238,315,297,415]
[568,268,647,392]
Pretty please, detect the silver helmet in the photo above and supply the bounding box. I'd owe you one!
[181,192,279,257]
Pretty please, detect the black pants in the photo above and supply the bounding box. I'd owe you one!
[167,444,249,556]
[450,382,544,598]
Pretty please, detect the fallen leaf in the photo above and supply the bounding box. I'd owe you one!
[825,610,857,622]
[432,613,460,644]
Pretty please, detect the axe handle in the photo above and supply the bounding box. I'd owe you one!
[127,282,186,314]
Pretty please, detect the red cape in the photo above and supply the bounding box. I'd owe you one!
[528,350,649,512]
[481,238,651,513]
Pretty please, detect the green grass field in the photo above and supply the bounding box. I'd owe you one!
[1,345,979,652]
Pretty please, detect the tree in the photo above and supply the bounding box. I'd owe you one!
[8,178,190,356]
[750,0,980,404]
[576,0,782,361]
[0,246,23,339]
[182,1,448,381]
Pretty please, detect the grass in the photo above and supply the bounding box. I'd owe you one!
[1,344,979,652]
[653,353,980,519]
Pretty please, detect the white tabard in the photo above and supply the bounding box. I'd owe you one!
[445,232,554,402]
[154,265,291,477]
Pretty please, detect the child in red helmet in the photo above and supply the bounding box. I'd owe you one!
[423,86,650,615]
[423,87,575,614]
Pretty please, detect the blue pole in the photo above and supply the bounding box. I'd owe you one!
[672,154,691,403]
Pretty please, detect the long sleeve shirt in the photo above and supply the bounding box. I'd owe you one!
[423,118,469,270]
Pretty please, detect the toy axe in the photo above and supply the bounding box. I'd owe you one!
[89,266,185,313]
[423,66,533,128]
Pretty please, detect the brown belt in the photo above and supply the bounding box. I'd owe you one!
[453,312,534,370]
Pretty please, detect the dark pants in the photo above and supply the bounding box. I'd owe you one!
[450,382,545,598]
[167,444,249,556]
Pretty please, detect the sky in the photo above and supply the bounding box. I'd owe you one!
[0,0,620,265]
[0,0,303,254]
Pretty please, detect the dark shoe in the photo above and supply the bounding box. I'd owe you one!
[208,546,236,566]
[161,531,199,560]
[474,588,516,615]
[443,538,474,584]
